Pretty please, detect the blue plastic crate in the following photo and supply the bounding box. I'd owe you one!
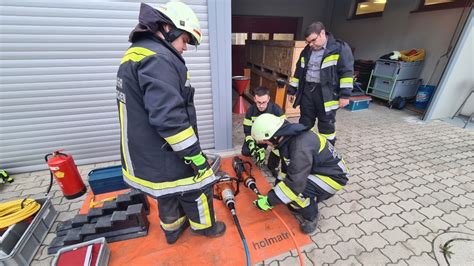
[88,166,128,195]
[345,96,371,112]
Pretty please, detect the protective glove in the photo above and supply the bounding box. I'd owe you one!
[246,137,257,156]
[253,195,273,211]
[184,152,212,181]
[254,147,266,166]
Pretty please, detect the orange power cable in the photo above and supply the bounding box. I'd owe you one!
[271,209,305,266]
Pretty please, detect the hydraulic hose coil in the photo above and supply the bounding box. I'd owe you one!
[0,199,41,229]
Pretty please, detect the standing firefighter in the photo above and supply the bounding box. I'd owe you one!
[287,22,354,145]
[116,2,225,244]
[251,114,350,234]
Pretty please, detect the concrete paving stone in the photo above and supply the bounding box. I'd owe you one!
[380,242,415,263]
[406,177,430,186]
[341,191,364,201]
[376,184,399,195]
[345,183,363,192]
[401,221,432,238]
[358,187,382,198]
[358,172,379,181]
[423,217,452,233]
[336,212,365,227]
[376,176,397,186]
[349,169,363,176]
[392,181,415,191]
[337,201,366,213]
[460,187,474,199]
[375,169,394,178]
[424,181,448,192]
[358,197,384,209]
[305,245,341,265]
[377,202,404,216]
[418,167,438,175]
[359,160,376,166]
[331,255,362,266]
[410,185,433,196]
[69,200,84,211]
[404,253,438,265]
[356,249,391,265]
[318,216,344,232]
[379,214,408,230]
[386,260,409,266]
[452,174,473,183]
[332,239,365,260]
[462,220,474,231]
[54,202,71,212]
[418,205,445,219]
[359,165,378,173]
[450,195,472,208]
[406,170,424,178]
[435,200,461,213]
[323,194,346,207]
[456,206,474,220]
[396,199,423,211]
[32,257,54,266]
[357,219,387,235]
[402,164,421,171]
[20,186,46,197]
[373,157,389,164]
[56,210,77,222]
[379,227,411,245]
[421,173,440,182]
[392,173,412,182]
[440,211,469,227]
[393,189,418,200]
[358,180,379,189]
[312,229,342,248]
[356,233,390,252]
[402,236,433,256]
[262,251,291,265]
[414,194,439,208]
[357,206,385,221]
[430,190,454,202]
[334,224,365,242]
[279,252,312,266]
[388,160,405,167]
[377,193,402,204]
[444,186,468,197]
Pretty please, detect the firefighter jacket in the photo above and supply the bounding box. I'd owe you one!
[267,127,350,207]
[288,32,354,113]
[116,4,217,198]
[243,102,285,140]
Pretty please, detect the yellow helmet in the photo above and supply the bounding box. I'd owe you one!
[158,1,202,45]
[251,114,285,141]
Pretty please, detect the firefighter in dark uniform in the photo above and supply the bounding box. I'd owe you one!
[116,2,225,244]
[251,114,350,234]
[287,22,354,145]
[242,86,285,176]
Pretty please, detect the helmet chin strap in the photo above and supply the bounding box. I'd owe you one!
[159,24,184,44]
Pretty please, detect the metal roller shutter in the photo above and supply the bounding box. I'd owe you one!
[0,0,214,173]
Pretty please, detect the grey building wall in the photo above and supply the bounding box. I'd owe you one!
[0,0,214,173]
[329,0,468,87]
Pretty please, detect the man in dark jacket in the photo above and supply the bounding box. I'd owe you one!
[251,114,350,234]
[242,86,285,176]
[116,2,225,244]
[288,22,354,145]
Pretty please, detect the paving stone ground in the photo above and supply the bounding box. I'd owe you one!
[1,103,473,265]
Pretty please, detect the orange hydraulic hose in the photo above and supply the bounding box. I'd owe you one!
[271,209,305,266]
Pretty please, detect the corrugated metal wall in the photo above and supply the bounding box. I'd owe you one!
[0,0,214,173]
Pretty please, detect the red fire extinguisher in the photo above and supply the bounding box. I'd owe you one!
[45,150,87,199]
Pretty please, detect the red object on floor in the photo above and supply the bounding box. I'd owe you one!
[80,157,312,265]
[232,76,250,114]
[56,243,101,266]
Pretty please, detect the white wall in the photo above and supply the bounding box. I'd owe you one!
[427,10,473,120]
[330,0,467,85]
[231,0,331,39]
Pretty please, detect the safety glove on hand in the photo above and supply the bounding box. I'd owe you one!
[253,148,266,166]
[246,137,257,156]
[184,152,212,181]
[253,195,273,211]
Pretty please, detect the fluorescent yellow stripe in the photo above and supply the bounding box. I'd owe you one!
[119,103,128,172]
[291,77,299,83]
[120,47,156,64]
[165,126,195,145]
[245,135,254,142]
[324,101,339,108]
[122,167,213,190]
[190,193,212,230]
[271,149,280,156]
[276,182,309,208]
[243,118,253,126]
[323,54,340,63]
[279,114,286,119]
[320,132,336,141]
[318,175,343,191]
[311,128,327,153]
[340,77,353,84]
[160,216,186,231]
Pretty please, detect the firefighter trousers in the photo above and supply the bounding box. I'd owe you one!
[299,82,337,144]
[157,185,216,237]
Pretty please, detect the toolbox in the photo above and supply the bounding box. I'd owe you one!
[345,96,371,112]
[88,166,128,195]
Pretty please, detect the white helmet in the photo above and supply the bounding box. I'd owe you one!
[158,1,202,45]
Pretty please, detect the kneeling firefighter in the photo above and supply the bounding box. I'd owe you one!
[251,114,350,234]
[116,1,225,244]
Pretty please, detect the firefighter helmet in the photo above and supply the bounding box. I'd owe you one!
[158,1,202,45]
[251,114,285,141]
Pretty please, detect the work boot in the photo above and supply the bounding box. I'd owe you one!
[191,221,226,237]
[299,212,320,235]
[165,220,190,244]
